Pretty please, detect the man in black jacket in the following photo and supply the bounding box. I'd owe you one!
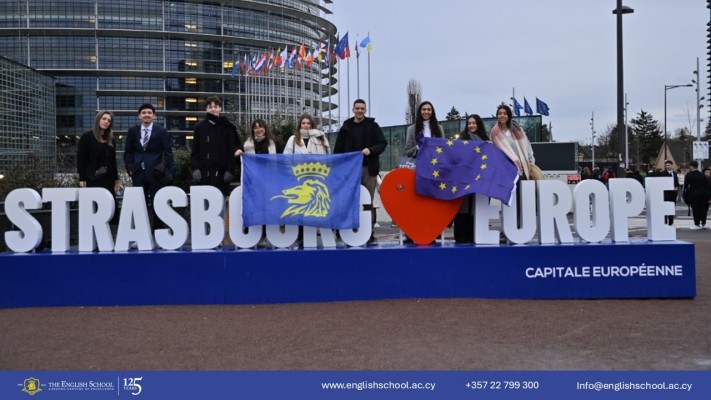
[663,160,679,225]
[334,99,388,245]
[190,96,241,196]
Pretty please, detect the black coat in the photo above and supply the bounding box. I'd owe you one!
[662,170,679,202]
[684,170,708,200]
[190,114,241,194]
[77,131,118,191]
[334,116,387,176]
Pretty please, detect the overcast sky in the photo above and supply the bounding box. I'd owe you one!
[326,0,708,144]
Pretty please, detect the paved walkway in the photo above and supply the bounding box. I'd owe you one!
[1,204,710,371]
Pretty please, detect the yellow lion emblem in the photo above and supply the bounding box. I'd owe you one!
[271,179,331,218]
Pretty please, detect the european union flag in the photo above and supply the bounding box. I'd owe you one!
[241,152,363,229]
[415,138,519,205]
[536,97,550,116]
[512,98,523,117]
[524,97,533,116]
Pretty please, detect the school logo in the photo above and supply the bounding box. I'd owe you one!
[22,377,42,395]
[271,162,331,218]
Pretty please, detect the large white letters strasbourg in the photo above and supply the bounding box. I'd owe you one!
[3,177,676,253]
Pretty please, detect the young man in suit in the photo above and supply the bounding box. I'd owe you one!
[663,159,679,225]
[124,103,175,213]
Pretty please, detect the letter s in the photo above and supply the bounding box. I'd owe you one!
[4,189,43,252]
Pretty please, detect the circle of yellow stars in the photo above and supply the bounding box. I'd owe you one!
[429,140,490,194]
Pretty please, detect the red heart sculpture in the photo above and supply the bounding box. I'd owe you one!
[380,168,463,245]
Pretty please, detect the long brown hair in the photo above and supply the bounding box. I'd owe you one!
[295,113,328,152]
[92,110,114,147]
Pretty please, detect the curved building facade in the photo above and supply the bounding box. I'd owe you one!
[0,0,338,159]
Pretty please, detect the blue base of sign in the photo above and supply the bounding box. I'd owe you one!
[0,240,696,308]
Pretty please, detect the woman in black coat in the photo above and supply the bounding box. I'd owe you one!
[77,111,121,216]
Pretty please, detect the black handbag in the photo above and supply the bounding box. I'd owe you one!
[90,166,108,180]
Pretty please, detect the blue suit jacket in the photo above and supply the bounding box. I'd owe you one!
[123,124,175,185]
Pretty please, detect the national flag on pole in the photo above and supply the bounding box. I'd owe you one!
[230,59,239,78]
[359,35,373,52]
[524,97,533,116]
[334,32,349,59]
[242,153,364,229]
[288,46,297,69]
[536,97,550,116]
[240,54,248,74]
[324,39,332,66]
[512,98,523,117]
[298,43,307,60]
[253,52,267,73]
[415,137,519,206]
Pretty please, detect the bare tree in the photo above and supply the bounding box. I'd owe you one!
[405,79,422,124]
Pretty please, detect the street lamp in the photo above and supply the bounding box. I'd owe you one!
[692,57,706,165]
[664,83,693,161]
[624,92,629,168]
[613,2,633,177]
[590,112,596,171]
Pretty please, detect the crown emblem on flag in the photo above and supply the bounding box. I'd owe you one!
[292,162,331,179]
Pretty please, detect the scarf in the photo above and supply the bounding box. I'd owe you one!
[489,120,531,179]
[244,137,276,154]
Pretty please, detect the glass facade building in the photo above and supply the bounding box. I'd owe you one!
[0,0,337,164]
[0,55,56,173]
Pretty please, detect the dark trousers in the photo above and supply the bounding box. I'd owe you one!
[453,213,473,243]
[691,198,708,226]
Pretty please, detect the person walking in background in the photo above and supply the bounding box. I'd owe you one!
[663,160,679,226]
[124,103,175,210]
[677,167,686,203]
[191,96,241,196]
[453,114,489,244]
[704,168,711,222]
[683,161,708,229]
[77,110,121,224]
[580,166,592,181]
[283,113,330,155]
[334,99,387,246]
[236,119,282,156]
[404,101,444,158]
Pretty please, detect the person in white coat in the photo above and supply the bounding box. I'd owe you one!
[283,113,330,155]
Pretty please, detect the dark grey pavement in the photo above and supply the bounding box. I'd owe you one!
[1,206,710,371]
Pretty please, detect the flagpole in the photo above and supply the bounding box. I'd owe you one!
[347,53,351,118]
[367,32,371,117]
[318,62,323,129]
[356,34,360,100]
[337,56,342,126]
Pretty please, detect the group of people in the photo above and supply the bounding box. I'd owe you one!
[76,97,388,246]
[77,97,709,247]
[579,159,711,229]
[403,101,537,244]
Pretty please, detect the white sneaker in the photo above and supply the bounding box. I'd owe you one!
[691,225,702,230]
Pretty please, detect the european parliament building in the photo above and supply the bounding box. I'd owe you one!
[0,0,337,164]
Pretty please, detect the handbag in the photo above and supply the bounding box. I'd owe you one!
[682,189,691,205]
[528,163,546,181]
[90,166,108,180]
